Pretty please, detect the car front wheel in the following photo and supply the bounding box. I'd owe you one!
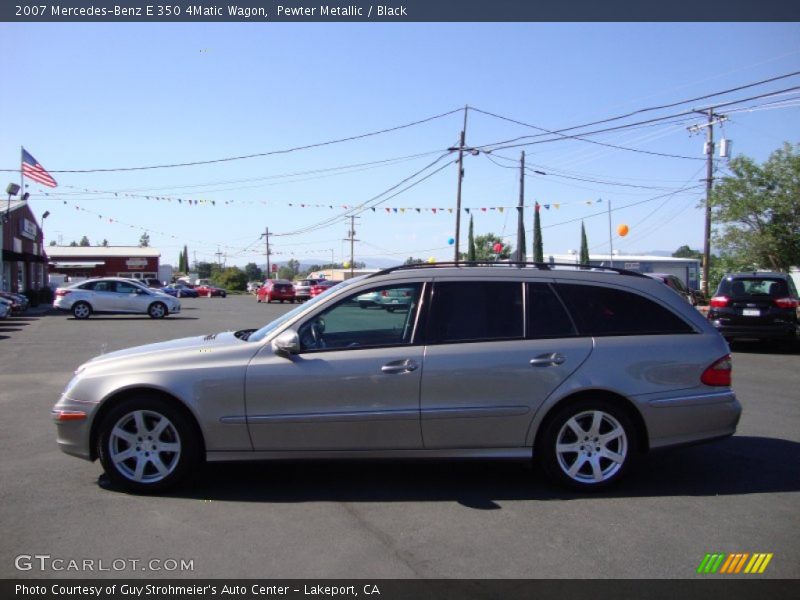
[538,399,638,491]
[97,397,200,493]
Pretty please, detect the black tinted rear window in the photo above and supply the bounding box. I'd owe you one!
[717,278,789,298]
[429,281,524,343]
[555,284,694,336]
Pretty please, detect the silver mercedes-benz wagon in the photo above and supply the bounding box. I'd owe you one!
[52,263,740,493]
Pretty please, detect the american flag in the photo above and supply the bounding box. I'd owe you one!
[22,148,57,188]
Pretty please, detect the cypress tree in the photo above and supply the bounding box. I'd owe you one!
[467,215,477,262]
[533,203,543,263]
[580,221,590,266]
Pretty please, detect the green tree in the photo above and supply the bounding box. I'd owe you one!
[672,245,703,260]
[101,239,109,247]
[710,142,800,272]
[139,232,150,247]
[244,262,263,282]
[532,204,543,262]
[467,215,477,262]
[460,233,511,261]
[178,245,189,272]
[196,261,213,279]
[579,221,590,266]
[49,240,56,246]
[404,257,424,266]
[79,236,90,247]
[69,240,78,247]
[213,267,248,291]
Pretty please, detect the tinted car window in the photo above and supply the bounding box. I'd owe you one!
[116,282,141,294]
[717,277,789,298]
[527,283,576,338]
[429,281,524,343]
[556,283,694,336]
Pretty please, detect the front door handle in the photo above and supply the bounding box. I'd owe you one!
[530,353,566,367]
[381,359,419,374]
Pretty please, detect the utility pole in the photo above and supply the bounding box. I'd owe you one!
[453,106,469,263]
[345,216,359,277]
[689,109,726,297]
[260,227,271,280]
[515,151,526,262]
[607,200,614,269]
[215,248,223,269]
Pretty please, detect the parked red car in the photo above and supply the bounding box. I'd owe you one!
[194,284,227,298]
[257,279,296,303]
[310,280,337,297]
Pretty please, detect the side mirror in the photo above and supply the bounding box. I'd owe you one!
[272,329,300,357]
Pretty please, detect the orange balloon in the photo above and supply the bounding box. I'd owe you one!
[617,224,629,237]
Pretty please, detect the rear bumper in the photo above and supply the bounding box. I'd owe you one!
[642,390,742,450]
[709,320,798,340]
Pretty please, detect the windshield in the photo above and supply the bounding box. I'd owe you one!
[247,277,364,343]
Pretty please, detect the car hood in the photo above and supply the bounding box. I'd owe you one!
[80,331,250,372]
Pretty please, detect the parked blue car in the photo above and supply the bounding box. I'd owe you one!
[161,284,199,298]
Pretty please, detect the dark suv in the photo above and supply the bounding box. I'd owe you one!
[708,272,800,343]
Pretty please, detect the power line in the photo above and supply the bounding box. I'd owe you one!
[477,70,800,144]
[0,108,463,174]
[273,152,456,237]
[473,85,800,154]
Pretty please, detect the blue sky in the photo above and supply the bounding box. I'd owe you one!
[2,22,799,269]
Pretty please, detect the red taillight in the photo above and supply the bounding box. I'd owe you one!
[709,296,729,308]
[55,289,71,297]
[701,354,732,387]
[773,297,799,309]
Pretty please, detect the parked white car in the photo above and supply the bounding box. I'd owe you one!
[53,278,181,319]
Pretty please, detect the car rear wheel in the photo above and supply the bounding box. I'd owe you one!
[538,399,638,491]
[97,397,200,493]
[148,302,168,319]
[72,301,92,320]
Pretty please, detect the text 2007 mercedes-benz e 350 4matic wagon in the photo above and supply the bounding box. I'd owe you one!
[52,263,740,493]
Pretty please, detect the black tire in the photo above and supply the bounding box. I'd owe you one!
[359,302,369,309]
[537,398,638,491]
[148,302,168,319]
[72,301,92,320]
[220,291,227,298]
[96,396,201,494]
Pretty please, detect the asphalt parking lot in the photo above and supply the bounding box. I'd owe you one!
[0,295,798,579]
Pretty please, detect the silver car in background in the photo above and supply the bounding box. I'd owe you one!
[52,264,739,493]
[53,277,181,319]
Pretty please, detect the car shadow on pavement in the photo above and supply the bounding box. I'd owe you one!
[67,316,199,321]
[98,435,800,507]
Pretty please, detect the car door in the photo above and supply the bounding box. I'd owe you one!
[245,282,427,451]
[114,281,148,313]
[84,280,117,312]
[420,280,593,449]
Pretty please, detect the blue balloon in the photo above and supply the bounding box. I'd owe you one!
[447,237,455,245]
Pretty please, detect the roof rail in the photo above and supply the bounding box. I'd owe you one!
[366,261,650,279]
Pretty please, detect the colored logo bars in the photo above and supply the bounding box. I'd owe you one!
[697,553,773,574]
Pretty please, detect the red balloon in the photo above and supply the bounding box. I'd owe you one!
[493,242,503,253]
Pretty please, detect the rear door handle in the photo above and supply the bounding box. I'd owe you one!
[530,353,566,367]
[381,359,419,374]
